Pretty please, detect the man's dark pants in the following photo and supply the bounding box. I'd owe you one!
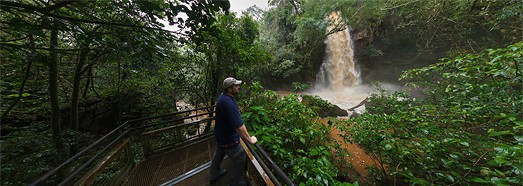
[209,143,247,185]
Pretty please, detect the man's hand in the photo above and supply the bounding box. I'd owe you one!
[236,125,258,144]
[249,136,258,144]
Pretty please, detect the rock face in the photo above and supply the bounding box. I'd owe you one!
[301,95,348,117]
[325,104,349,117]
[350,111,361,118]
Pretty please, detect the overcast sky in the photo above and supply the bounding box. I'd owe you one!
[229,0,269,14]
[162,0,269,32]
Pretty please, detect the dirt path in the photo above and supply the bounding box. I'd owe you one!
[275,92,376,182]
[320,118,375,182]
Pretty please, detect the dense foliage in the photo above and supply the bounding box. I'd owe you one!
[1,0,230,184]
[239,82,353,185]
[1,0,521,185]
[337,42,522,185]
[180,12,271,105]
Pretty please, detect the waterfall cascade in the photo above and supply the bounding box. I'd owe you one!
[316,11,361,90]
[309,12,402,115]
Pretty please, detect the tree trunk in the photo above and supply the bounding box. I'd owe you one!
[69,47,89,156]
[204,48,220,133]
[81,67,92,99]
[48,18,65,154]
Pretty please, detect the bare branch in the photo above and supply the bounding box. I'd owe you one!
[348,98,368,111]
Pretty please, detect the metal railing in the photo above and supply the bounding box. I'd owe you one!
[30,106,214,186]
[244,142,295,186]
[30,105,294,186]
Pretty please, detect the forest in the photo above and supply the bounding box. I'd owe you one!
[1,0,521,185]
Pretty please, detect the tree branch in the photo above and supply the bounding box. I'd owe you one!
[1,0,77,12]
[1,43,83,51]
[0,35,30,42]
[0,1,44,12]
[348,98,368,111]
[1,0,189,38]
[448,148,493,186]
[41,0,78,13]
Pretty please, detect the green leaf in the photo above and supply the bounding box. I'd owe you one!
[459,142,469,147]
[299,136,306,144]
[446,175,455,182]
[471,177,488,183]
[262,135,272,143]
[310,149,319,156]
[489,130,512,137]
[7,93,31,98]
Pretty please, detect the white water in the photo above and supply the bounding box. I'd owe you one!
[309,12,401,114]
[316,12,361,90]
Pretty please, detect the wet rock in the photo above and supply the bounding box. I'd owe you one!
[301,95,348,117]
[350,111,361,118]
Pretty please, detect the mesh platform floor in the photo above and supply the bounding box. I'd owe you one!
[123,138,238,186]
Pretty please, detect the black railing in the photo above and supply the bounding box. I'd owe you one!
[254,143,294,186]
[30,105,294,186]
[243,140,295,186]
[30,106,214,186]
[30,122,130,186]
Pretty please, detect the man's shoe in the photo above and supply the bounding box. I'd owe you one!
[210,169,227,184]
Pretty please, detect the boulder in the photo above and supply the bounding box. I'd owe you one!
[301,95,348,117]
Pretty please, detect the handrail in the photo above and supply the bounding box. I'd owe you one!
[30,122,129,186]
[131,112,215,130]
[30,106,214,185]
[30,105,296,186]
[58,130,130,185]
[245,141,295,186]
[243,140,282,186]
[140,117,214,136]
[126,105,214,124]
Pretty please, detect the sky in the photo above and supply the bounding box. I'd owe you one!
[229,0,269,14]
[162,0,269,32]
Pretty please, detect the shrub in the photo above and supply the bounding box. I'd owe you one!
[338,42,523,185]
[291,82,310,92]
[240,82,352,185]
[0,123,63,186]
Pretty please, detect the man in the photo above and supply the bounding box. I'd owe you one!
[209,77,258,186]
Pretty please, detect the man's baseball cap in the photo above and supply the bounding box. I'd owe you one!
[223,77,242,89]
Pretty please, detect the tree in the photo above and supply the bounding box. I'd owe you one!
[1,0,230,184]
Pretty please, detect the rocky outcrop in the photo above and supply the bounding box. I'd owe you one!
[301,95,348,117]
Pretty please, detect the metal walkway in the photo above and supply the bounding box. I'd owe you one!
[124,137,224,186]
[30,106,294,186]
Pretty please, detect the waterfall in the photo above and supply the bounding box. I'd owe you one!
[309,12,403,114]
[316,11,361,90]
